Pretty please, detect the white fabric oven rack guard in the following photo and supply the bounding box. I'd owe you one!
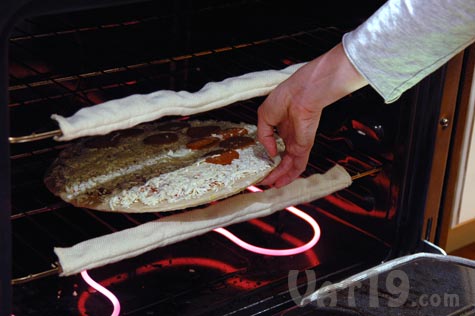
[55,164,353,276]
[50,62,306,141]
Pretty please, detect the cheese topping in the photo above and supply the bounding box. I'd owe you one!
[108,147,272,209]
[64,148,193,198]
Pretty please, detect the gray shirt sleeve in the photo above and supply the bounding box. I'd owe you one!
[343,0,475,103]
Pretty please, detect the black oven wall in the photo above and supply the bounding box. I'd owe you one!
[0,35,12,316]
[2,3,153,316]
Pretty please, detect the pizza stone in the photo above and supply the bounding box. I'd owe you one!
[44,119,284,213]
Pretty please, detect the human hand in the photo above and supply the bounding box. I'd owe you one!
[257,43,367,187]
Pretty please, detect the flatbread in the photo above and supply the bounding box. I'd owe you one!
[44,119,284,213]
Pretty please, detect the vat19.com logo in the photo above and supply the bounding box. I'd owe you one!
[288,269,465,310]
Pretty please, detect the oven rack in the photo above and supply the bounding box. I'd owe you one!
[8,0,279,45]
[10,91,388,285]
[10,93,385,285]
[11,166,382,286]
[8,25,343,144]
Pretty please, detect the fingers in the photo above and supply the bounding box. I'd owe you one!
[257,101,278,158]
[257,88,313,187]
[256,43,367,188]
[259,151,309,188]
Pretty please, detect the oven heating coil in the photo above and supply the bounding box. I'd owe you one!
[80,185,322,316]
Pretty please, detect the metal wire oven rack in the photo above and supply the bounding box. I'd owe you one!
[8,28,342,144]
[10,167,382,285]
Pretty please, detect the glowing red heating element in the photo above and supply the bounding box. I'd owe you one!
[80,185,321,316]
[213,185,321,256]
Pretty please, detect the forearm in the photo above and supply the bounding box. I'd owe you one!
[343,0,475,103]
[285,43,368,114]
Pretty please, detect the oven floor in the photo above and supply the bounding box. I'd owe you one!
[12,204,390,316]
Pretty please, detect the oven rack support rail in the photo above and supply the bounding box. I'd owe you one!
[9,129,62,143]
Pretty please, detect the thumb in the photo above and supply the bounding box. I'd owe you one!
[257,105,278,157]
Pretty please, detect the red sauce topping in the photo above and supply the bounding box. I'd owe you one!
[186,137,220,150]
[205,150,240,165]
[203,149,226,157]
[219,127,248,140]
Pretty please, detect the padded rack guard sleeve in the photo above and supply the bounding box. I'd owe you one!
[55,165,351,276]
[51,63,305,141]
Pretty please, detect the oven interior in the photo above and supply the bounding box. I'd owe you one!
[5,0,441,315]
